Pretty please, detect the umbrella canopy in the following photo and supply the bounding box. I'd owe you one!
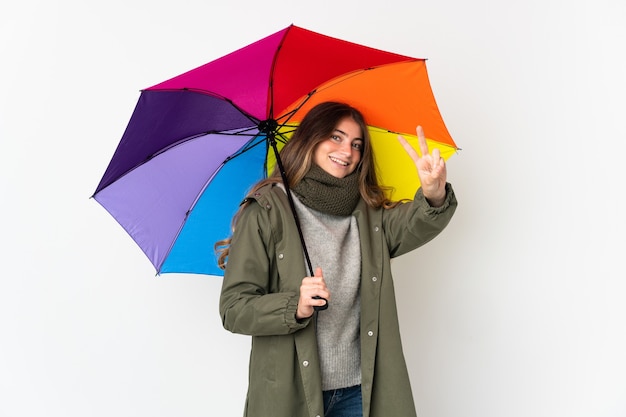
[92,24,457,276]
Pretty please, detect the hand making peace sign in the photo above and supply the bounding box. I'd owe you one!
[397,126,447,207]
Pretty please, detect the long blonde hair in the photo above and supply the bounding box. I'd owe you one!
[215,101,397,269]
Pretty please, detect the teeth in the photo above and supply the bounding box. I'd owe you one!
[329,156,348,166]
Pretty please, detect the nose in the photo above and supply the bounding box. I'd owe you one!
[339,140,353,155]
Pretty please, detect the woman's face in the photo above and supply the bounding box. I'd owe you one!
[313,116,363,178]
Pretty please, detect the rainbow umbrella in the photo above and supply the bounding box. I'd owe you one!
[92,24,457,276]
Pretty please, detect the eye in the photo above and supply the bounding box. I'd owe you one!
[352,141,363,150]
[330,135,341,142]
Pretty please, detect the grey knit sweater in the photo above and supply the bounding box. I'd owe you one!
[291,191,362,391]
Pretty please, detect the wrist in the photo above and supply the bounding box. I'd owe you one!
[426,196,445,207]
[296,308,313,320]
[423,185,446,207]
[295,309,313,323]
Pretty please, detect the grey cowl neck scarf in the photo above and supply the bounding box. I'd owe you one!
[291,163,361,216]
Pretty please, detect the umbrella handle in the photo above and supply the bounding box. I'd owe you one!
[313,296,329,311]
[268,133,329,313]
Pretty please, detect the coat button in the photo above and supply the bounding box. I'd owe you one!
[278,253,284,259]
[367,331,374,337]
[372,276,377,282]
[265,204,271,209]
[374,226,380,232]
[303,360,309,367]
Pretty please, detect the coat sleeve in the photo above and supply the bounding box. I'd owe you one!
[383,182,458,258]
[219,201,310,336]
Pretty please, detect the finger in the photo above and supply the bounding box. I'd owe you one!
[416,125,429,157]
[432,148,441,169]
[312,282,330,301]
[312,295,328,305]
[301,280,325,295]
[433,157,447,180]
[312,267,329,310]
[313,296,329,311]
[397,135,420,162]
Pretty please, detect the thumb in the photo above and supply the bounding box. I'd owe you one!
[314,267,323,278]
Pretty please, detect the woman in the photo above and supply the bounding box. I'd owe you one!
[217,102,457,417]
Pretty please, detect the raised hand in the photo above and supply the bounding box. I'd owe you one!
[397,126,447,207]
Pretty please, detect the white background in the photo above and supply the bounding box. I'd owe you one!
[1,0,625,416]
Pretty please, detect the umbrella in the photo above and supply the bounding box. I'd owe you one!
[92,24,457,277]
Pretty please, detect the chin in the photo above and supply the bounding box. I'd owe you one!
[332,170,352,179]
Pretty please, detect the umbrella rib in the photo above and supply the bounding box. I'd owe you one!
[148,128,258,160]
[95,127,273,198]
[225,134,268,161]
[161,133,270,274]
[148,86,262,126]
[280,64,418,123]
[272,92,317,133]
[310,67,373,95]
[266,25,295,120]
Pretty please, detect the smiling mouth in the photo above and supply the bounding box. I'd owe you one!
[329,156,349,166]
